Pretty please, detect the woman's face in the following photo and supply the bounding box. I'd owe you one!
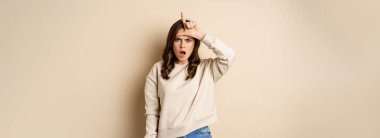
[173,28,195,64]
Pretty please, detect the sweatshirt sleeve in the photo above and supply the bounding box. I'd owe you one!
[144,64,160,138]
[202,34,236,82]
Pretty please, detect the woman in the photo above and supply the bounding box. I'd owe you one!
[144,12,235,138]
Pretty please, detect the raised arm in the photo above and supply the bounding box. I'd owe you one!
[202,34,235,82]
[177,12,236,82]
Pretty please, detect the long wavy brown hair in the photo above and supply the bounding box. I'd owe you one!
[161,19,201,80]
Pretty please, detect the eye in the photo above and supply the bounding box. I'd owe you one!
[185,39,192,43]
[174,38,181,42]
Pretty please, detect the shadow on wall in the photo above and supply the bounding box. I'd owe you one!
[126,30,164,137]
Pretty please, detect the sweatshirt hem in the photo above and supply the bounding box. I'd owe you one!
[158,114,218,138]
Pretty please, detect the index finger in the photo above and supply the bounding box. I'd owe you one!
[181,11,187,29]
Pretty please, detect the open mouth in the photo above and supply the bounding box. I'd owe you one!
[179,51,186,57]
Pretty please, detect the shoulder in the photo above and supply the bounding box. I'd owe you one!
[200,58,214,67]
[147,60,163,75]
[152,60,163,68]
[200,58,215,64]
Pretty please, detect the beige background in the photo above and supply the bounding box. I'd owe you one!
[1,0,380,138]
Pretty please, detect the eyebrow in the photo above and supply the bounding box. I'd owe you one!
[175,37,192,40]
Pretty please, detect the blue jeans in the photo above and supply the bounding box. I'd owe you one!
[178,126,212,138]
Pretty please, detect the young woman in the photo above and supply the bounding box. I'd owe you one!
[144,12,235,138]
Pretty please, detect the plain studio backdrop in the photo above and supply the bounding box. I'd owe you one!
[1,0,379,138]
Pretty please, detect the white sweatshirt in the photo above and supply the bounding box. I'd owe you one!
[144,34,235,138]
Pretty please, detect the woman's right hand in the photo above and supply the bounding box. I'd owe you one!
[177,12,206,40]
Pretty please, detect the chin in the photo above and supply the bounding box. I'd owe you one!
[177,58,187,62]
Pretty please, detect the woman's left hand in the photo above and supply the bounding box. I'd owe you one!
[176,12,206,40]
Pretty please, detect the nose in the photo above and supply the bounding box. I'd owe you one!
[180,42,186,48]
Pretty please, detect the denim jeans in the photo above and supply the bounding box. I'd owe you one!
[178,126,212,138]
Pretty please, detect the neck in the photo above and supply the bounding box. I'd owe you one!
[176,60,188,64]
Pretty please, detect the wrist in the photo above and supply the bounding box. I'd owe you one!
[198,31,206,40]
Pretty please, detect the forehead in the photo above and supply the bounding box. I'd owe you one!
[175,28,192,39]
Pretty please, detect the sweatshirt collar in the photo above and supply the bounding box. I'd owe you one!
[175,60,189,65]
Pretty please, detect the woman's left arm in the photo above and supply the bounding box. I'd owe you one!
[201,34,236,82]
[177,12,236,82]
